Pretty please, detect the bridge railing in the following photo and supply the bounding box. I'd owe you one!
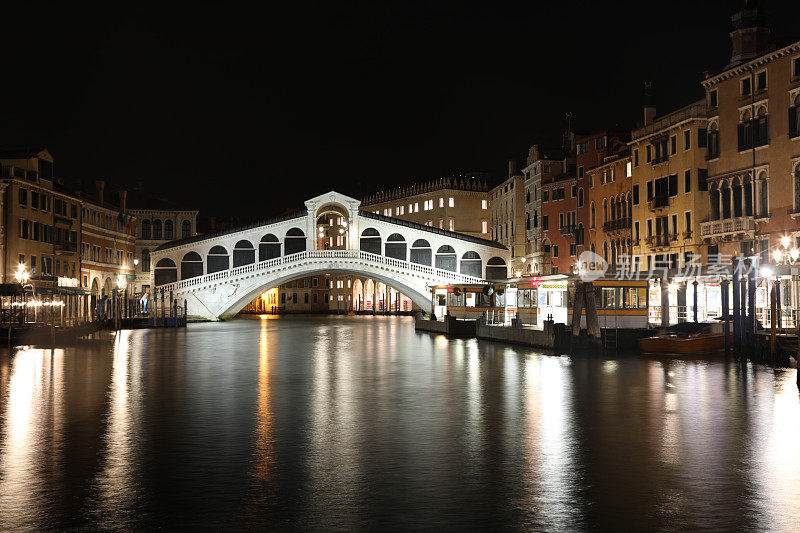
[156,249,486,293]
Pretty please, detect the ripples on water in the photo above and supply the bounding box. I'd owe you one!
[0,315,799,531]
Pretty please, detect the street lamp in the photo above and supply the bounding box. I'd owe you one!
[772,236,800,265]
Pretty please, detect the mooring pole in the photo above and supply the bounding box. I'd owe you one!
[722,279,730,358]
[732,258,741,356]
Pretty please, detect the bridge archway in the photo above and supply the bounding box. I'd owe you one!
[410,239,431,266]
[486,256,507,280]
[215,265,433,319]
[181,251,203,280]
[385,233,407,260]
[233,239,256,267]
[284,228,306,255]
[259,234,280,261]
[155,258,177,285]
[435,245,456,272]
[460,251,482,277]
[360,228,381,254]
[207,245,229,273]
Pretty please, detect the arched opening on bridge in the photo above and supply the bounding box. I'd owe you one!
[352,278,364,310]
[284,228,306,255]
[233,239,256,267]
[486,257,507,280]
[207,245,230,273]
[385,233,406,260]
[460,251,482,278]
[259,234,281,261]
[316,211,349,250]
[435,245,457,272]
[181,251,203,279]
[154,258,177,285]
[360,228,381,255]
[410,239,431,266]
[91,277,99,308]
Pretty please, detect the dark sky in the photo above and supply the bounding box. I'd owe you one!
[1,1,796,219]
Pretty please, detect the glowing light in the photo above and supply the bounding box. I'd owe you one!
[14,264,29,284]
[773,249,783,263]
[133,259,139,265]
[521,257,526,263]
[792,248,800,262]
[338,228,344,234]
[781,236,791,248]
[515,271,522,277]
[116,275,126,290]
[760,266,774,278]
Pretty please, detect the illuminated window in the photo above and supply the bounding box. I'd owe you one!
[448,197,454,207]
[626,162,632,177]
[439,198,444,208]
[481,199,487,209]
[481,220,487,233]
[449,219,454,231]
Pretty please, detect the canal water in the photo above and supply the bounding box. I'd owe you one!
[1,316,799,531]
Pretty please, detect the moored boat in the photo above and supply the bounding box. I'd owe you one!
[638,322,730,354]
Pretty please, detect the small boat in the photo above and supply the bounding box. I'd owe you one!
[638,322,730,354]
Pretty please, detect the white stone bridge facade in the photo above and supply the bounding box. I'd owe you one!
[150,192,510,320]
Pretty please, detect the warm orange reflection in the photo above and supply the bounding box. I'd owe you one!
[253,317,276,483]
[0,348,65,530]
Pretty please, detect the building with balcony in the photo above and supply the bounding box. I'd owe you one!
[0,149,82,293]
[78,181,136,299]
[489,161,527,275]
[586,152,632,269]
[700,0,800,263]
[630,100,710,271]
[575,131,629,261]
[523,139,575,275]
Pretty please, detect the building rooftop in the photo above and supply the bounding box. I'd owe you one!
[631,100,706,141]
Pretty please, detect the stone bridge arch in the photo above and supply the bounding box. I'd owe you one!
[210,264,434,320]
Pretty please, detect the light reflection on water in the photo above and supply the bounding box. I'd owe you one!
[0,315,798,530]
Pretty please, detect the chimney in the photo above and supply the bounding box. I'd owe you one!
[643,82,656,126]
[95,180,105,206]
[508,159,517,178]
[118,189,127,212]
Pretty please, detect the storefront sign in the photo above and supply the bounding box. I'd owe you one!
[57,277,79,288]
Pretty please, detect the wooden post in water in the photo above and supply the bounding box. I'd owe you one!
[570,281,584,337]
[732,258,741,357]
[747,258,756,352]
[722,279,730,358]
[692,280,699,323]
[660,279,669,330]
[770,283,777,360]
[585,282,600,339]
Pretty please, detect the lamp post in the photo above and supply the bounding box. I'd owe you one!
[14,264,32,325]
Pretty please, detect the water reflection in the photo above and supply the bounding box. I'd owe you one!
[0,317,798,530]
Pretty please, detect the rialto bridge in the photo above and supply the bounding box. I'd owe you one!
[150,191,511,320]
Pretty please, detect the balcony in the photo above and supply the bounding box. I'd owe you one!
[645,234,670,249]
[699,216,755,239]
[648,195,670,212]
[55,241,77,253]
[601,218,632,236]
[651,153,668,165]
[559,224,576,237]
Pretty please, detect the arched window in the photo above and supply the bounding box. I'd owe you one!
[154,258,177,286]
[410,239,431,266]
[152,219,163,240]
[486,257,507,280]
[603,199,608,223]
[141,249,150,272]
[360,228,381,255]
[590,202,595,228]
[259,234,281,261]
[578,188,584,208]
[164,220,174,240]
[760,175,769,218]
[459,251,482,277]
[603,242,608,263]
[434,245,457,272]
[207,245,229,273]
[141,219,151,240]
[181,251,203,279]
[284,228,306,255]
[385,233,407,260]
[233,240,255,267]
[182,220,192,239]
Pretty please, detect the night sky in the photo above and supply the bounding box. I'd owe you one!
[1,1,796,219]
